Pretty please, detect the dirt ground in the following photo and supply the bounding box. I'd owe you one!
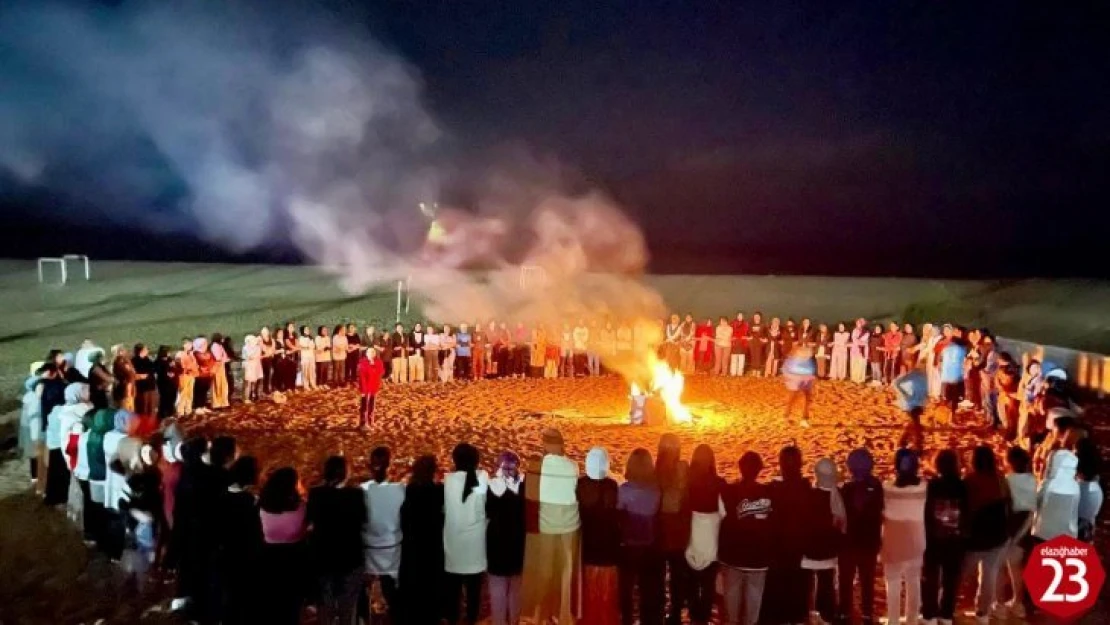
[1,375,1107,623]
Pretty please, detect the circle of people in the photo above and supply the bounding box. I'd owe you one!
[13,310,1102,625]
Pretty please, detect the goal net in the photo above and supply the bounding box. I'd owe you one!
[37,254,90,285]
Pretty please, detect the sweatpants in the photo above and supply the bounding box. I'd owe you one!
[714,346,731,375]
[883,560,921,625]
[729,352,746,376]
[721,566,766,625]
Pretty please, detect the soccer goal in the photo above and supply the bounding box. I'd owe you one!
[519,265,549,290]
[37,254,90,285]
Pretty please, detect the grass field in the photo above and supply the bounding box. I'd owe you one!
[2,259,1109,405]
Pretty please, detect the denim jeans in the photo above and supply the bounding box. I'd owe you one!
[963,546,1004,616]
[720,565,766,625]
[488,574,522,625]
[318,568,364,625]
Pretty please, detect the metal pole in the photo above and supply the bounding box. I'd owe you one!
[83,256,90,280]
[396,280,403,323]
[404,275,411,314]
[37,258,43,284]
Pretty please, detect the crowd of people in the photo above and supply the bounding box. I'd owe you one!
[10,310,1105,625]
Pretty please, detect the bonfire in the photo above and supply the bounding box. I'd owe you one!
[629,355,693,425]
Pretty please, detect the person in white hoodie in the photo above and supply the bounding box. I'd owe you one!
[444,442,489,625]
[361,446,405,623]
[43,383,91,507]
[685,444,726,625]
[882,449,928,625]
[1032,449,1080,541]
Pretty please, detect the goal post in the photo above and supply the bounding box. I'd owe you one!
[37,257,66,284]
[63,254,91,281]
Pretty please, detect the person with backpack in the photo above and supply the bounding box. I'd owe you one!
[718,451,773,625]
[801,458,846,625]
[881,449,927,625]
[762,445,812,625]
[655,434,691,625]
[962,446,1011,625]
[921,449,967,625]
[837,449,884,625]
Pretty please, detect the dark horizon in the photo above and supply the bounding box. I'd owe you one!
[2,0,1108,279]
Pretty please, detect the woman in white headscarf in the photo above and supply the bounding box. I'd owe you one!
[802,458,847,625]
[576,447,620,625]
[19,363,44,490]
[43,382,91,507]
[1033,449,1080,541]
[521,429,581,623]
[241,335,264,403]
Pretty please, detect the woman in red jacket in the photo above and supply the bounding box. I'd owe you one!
[357,348,386,430]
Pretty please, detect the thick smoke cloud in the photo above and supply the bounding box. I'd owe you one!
[1,0,667,377]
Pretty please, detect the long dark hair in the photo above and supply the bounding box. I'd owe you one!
[369,446,391,483]
[688,444,721,511]
[971,446,998,475]
[452,443,480,502]
[779,445,804,481]
[625,448,656,485]
[655,433,682,489]
[323,455,347,486]
[410,454,438,486]
[259,467,302,513]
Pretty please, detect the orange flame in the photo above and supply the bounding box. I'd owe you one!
[629,354,692,424]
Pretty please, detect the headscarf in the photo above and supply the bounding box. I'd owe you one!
[585,447,610,480]
[815,458,847,530]
[63,352,74,367]
[64,382,89,405]
[29,361,44,376]
[161,418,185,463]
[894,448,920,487]
[75,344,102,378]
[490,450,523,496]
[193,337,208,353]
[86,408,116,481]
[847,448,874,481]
[113,409,134,433]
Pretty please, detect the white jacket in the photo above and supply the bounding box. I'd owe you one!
[444,470,489,575]
[362,480,405,577]
[1033,450,1080,540]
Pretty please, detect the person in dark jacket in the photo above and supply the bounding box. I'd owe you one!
[619,448,663,625]
[307,455,368,625]
[802,458,846,625]
[218,456,263,625]
[487,450,526,625]
[655,434,691,625]
[719,451,772,625]
[837,448,884,625]
[921,449,967,625]
[762,445,812,625]
[399,454,446,625]
[577,447,621,625]
[962,445,1011,623]
[154,345,178,420]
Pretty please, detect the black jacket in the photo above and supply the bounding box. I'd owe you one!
[306,485,367,574]
[485,485,526,576]
[841,477,885,552]
[718,480,774,569]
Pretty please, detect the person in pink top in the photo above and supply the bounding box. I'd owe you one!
[258,467,309,625]
[209,334,230,409]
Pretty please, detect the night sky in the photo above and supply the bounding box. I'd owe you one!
[3,0,1109,277]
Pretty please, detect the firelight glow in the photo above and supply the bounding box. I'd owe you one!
[630,354,693,424]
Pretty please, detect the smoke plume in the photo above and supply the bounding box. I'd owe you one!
[0,0,667,378]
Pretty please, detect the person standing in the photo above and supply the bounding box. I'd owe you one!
[748,313,767,376]
[218,456,263,625]
[762,446,811,625]
[389,323,409,384]
[802,459,846,625]
[440,325,457,382]
[560,323,575,378]
[356,348,385,430]
[407,323,425,383]
[920,449,966,625]
[423,325,440,382]
[577,447,621,625]
[814,324,832,379]
[132,345,158,416]
[782,346,817,427]
[763,318,782,378]
[314,327,331,388]
[868,325,885,385]
[345,324,362,387]
[545,326,561,379]
[240,336,263,403]
[258,467,309,625]
[837,449,884,625]
[719,451,772,625]
[487,451,526,625]
[831,322,850,381]
[693,318,714,374]
[599,320,617,375]
[573,320,590,377]
[729,313,749,376]
[444,443,489,625]
[399,455,446,625]
[155,345,178,419]
[361,447,405,623]
[939,333,968,424]
[713,317,733,376]
[470,322,487,380]
[455,323,473,381]
[999,447,1036,619]
[962,446,1011,625]
[685,445,726,625]
[209,335,231,409]
[679,314,696,375]
[849,318,869,384]
[531,324,549,378]
[883,323,903,384]
[656,434,692,625]
[298,327,317,391]
[881,450,927,625]
[521,429,581,624]
[618,449,664,625]
[331,325,348,387]
[307,456,367,625]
